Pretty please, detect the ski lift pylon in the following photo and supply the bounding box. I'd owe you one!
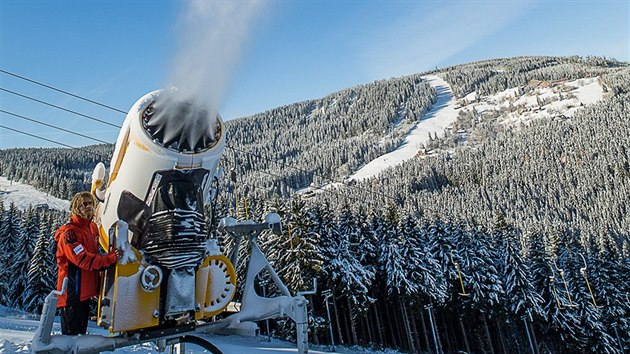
[552,258,577,308]
[579,253,603,309]
[449,252,470,297]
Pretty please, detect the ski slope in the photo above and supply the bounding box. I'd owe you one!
[0,177,69,211]
[348,75,457,182]
[347,75,603,182]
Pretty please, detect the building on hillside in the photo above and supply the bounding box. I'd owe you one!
[550,78,569,87]
[527,79,550,89]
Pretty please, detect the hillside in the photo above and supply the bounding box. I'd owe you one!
[1,55,629,245]
[0,176,68,211]
[1,55,629,353]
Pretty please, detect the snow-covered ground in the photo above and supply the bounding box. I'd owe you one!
[463,77,603,127]
[0,176,69,211]
[346,76,603,183]
[349,75,458,182]
[0,306,397,354]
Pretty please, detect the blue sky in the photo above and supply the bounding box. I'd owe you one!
[0,0,628,148]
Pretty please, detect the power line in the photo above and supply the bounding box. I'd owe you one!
[0,86,121,128]
[0,109,111,144]
[0,124,109,159]
[0,69,411,208]
[0,117,381,210]
[0,69,128,114]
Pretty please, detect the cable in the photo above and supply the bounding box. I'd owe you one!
[0,117,381,209]
[0,69,127,114]
[0,109,111,144]
[0,69,411,208]
[0,87,121,128]
[0,124,109,159]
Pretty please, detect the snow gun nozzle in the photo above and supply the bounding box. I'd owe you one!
[141,96,222,154]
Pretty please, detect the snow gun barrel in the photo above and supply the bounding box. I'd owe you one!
[34,91,312,354]
[87,90,236,334]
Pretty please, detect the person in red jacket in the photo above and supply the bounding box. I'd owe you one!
[55,191,121,335]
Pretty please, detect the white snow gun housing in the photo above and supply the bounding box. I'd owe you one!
[32,91,314,354]
[93,90,233,331]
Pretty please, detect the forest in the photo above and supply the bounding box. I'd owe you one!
[0,55,629,353]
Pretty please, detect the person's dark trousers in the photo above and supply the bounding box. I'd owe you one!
[60,300,90,335]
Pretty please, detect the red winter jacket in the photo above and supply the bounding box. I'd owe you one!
[54,214,117,308]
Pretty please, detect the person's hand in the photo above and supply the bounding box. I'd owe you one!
[114,248,123,260]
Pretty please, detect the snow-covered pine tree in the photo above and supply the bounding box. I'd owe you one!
[497,219,544,353]
[307,200,349,346]
[498,222,544,318]
[379,205,406,296]
[260,196,321,291]
[523,224,561,351]
[549,228,588,351]
[0,202,22,306]
[375,204,409,349]
[327,202,374,346]
[589,235,630,353]
[359,208,387,347]
[396,213,441,353]
[24,213,56,313]
[573,243,621,353]
[459,225,502,313]
[8,206,40,309]
[425,218,459,305]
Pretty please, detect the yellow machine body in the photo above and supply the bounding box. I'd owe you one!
[97,248,161,332]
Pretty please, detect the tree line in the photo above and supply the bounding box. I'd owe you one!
[0,202,66,313]
[213,194,629,353]
[1,194,628,353]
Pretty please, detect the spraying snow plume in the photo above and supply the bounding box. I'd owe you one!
[153,1,264,152]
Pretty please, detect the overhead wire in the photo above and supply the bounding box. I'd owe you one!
[0,123,109,159]
[0,68,414,209]
[0,69,127,114]
[0,86,121,128]
[0,109,111,144]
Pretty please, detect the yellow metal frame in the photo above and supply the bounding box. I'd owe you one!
[196,255,237,319]
[97,247,161,333]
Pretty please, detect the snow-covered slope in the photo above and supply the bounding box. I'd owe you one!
[349,75,457,182]
[0,306,397,354]
[347,76,603,182]
[461,77,603,127]
[0,176,69,212]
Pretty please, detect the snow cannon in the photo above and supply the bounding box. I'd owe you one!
[91,90,237,333]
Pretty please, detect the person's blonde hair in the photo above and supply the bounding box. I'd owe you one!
[70,191,95,217]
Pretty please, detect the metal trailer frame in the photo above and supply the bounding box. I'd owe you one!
[32,214,314,354]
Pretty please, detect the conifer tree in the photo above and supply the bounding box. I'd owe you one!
[379,205,407,295]
[0,202,21,306]
[8,207,39,309]
[330,203,374,306]
[459,226,502,313]
[262,197,322,291]
[24,213,56,313]
[551,229,588,351]
[425,219,459,305]
[498,223,544,321]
